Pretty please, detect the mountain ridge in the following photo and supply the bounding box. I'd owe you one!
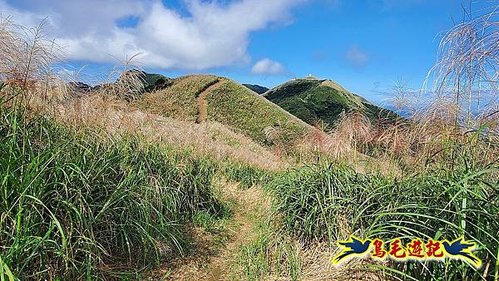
[263,77,398,128]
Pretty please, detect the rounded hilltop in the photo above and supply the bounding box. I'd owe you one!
[136,74,312,146]
[263,77,398,127]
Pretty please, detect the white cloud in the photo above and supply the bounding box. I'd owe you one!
[251,58,286,75]
[0,0,304,70]
[345,45,369,68]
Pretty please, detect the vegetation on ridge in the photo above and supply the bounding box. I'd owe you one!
[264,78,399,128]
[137,75,312,147]
[0,5,498,280]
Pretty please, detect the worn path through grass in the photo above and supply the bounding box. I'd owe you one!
[196,80,222,124]
[150,180,270,281]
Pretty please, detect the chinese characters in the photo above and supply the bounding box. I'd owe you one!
[332,236,481,268]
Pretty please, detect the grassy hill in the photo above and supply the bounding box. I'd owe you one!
[137,74,219,120]
[263,78,397,127]
[2,13,498,281]
[137,75,311,146]
[242,84,269,94]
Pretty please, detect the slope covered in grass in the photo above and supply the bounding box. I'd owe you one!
[138,74,220,121]
[0,105,228,280]
[205,78,310,145]
[137,75,312,146]
[59,93,286,171]
[264,78,398,127]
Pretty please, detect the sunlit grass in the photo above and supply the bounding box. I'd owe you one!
[0,103,227,280]
[268,151,498,280]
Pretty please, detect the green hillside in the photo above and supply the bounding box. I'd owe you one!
[263,78,397,127]
[138,74,219,120]
[137,75,311,146]
[242,83,269,94]
[132,70,173,92]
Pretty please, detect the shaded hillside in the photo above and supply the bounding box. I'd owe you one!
[136,75,311,145]
[68,70,173,95]
[242,84,269,94]
[131,70,173,92]
[263,78,398,127]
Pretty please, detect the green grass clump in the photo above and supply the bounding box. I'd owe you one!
[236,231,301,281]
[234,215,302,281]
[224,163,274,189]
[0,105,227,280]
[269,163,375,242]
[269,159,498,280]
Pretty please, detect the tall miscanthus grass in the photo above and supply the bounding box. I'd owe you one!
[0,103,226,280]
[427,3,498,128]
[269,154,498,280]
[95,54,147,101]
[323,98,498,175]
[319,4,498,173]
[0,17,60,98]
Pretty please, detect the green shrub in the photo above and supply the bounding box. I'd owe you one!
[269,160,498,280]
[0,105,226,280]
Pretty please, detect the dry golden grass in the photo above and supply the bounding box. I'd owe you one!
[426,5,498,127]
[290,115,388,174]
[137,74,220,121]
[282,84,497,175]
[316,99,498,175]
[43,92,287,171]
[0,17,60,96]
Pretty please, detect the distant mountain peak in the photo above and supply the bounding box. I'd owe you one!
[242,83,269,95]
[264,78,398,128]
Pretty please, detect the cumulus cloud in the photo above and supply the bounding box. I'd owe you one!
[345,45,369,68]
[0,0,304,70]
[251,58,286,75]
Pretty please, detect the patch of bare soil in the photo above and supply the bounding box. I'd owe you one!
[196,81,222,124]
[149,181,269,281]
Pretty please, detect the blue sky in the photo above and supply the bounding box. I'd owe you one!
[245,0,471,104]
[0,0,492,105]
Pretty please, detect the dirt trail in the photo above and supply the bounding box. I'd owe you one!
[196,80,222,124]
[147,181,375,281]
[151,181,270,281]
